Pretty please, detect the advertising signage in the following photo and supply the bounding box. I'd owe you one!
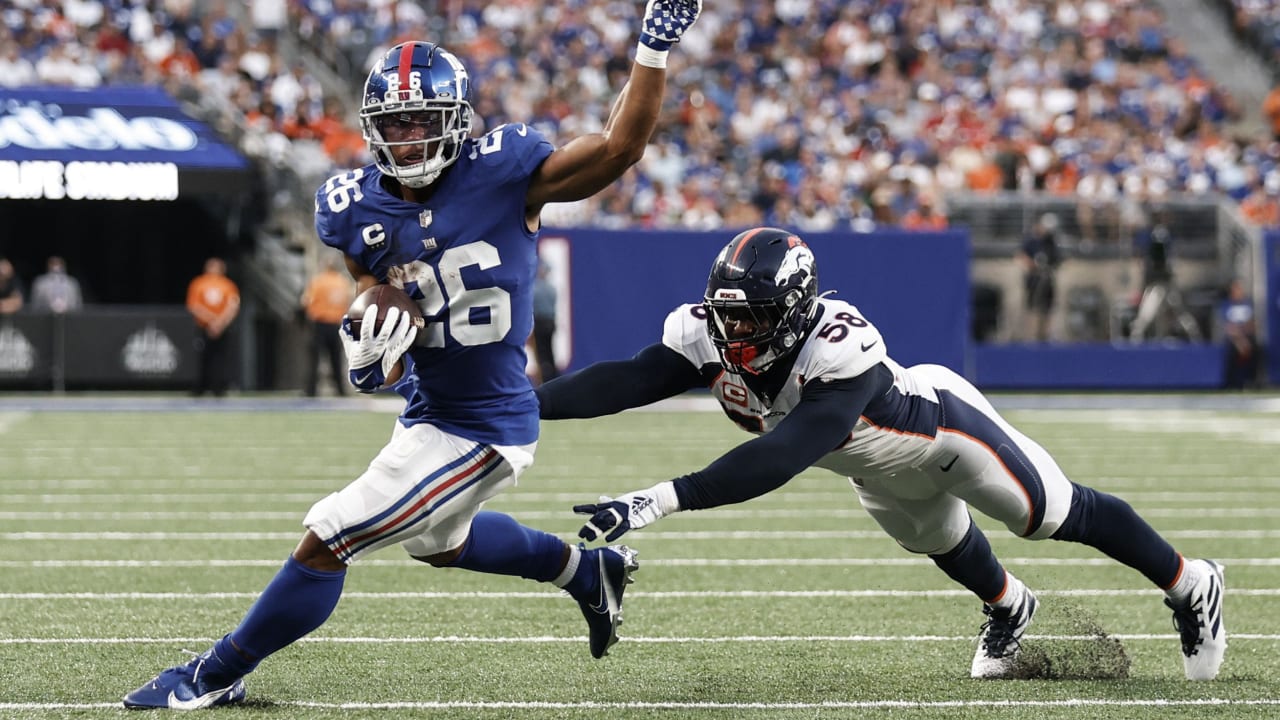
[0,86,251,200]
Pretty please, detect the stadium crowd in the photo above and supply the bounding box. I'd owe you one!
[1220,0,1280,69]
[3,0,1280,235]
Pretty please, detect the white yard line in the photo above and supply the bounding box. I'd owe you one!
[2,633,1280,644]
[6,490,1280,503]
[3,589,1280,600]
[5,557,1280,568]
[3,507,1276,520]
[4,698,1280,712]
[6,529,1280,541]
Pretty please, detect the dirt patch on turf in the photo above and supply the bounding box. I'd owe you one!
[1004,600,1131,680]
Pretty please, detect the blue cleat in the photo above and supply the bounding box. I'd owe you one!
[571,545,639,658]
[122,648,246,710]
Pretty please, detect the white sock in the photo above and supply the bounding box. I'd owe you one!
[1164,557,1198,604]
[991,572,1027,611]
[551,545,581,588]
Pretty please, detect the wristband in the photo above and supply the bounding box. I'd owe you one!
[635,41,669,69]
[650,480,681,516]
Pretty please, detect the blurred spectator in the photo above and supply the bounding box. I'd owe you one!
[1076,160,1122,244]
[1018,214,1063,342]
[965,147,1005,194]
[1265,83,1280,143]
[35,43,100,87]
[901,193,949,231]
[0,257,23,315]
[1221,278,1258,389]
[187,257,240,397]
[299,255,353,397]
[281,100,320,141]
[0,41,36,87]
[159,36,202,80]
[531,259,559,385]
[1128,219,1202,342]
[30,257,83,314]
[269,61,322,118]
[251,0,288,42]
[1240,180,1280,227]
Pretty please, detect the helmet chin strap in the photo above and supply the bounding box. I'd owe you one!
[387,150,448,188]
[395,164,439,188]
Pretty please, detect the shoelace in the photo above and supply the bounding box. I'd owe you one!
[1164,596,1204,657]
[145,651,201,686]
[978,604,1024,658]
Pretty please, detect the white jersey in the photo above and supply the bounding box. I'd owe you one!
[663,296,1073,547]
[663,296,1076,549]
[663,296,948,480]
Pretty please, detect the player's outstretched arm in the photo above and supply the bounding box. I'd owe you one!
[573,366,893,542]
[536,343,703,419]
[525,0,701,211]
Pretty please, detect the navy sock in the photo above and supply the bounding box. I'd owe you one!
[928,518,1007,603]
[1051,482,1181,588]
[207,555,346,680]
[447,511,567,583]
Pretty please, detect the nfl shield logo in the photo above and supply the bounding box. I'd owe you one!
[419,209,433,229]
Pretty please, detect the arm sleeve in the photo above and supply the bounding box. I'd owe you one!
[536,342,705,419]
[673,363,893,510]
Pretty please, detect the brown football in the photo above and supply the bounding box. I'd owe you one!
[346,284,425,335]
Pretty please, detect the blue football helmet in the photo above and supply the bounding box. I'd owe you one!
[704,227,819,375]
[359,41,473,189]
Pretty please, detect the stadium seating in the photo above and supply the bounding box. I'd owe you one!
[3,0,1278,248]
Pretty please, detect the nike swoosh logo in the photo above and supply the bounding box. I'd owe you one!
[352,371,376,385]
[167,689,222,711]
[940,455,959,472]
[588,552,609,613]
[860,340,878,352]
[588,586,608,613]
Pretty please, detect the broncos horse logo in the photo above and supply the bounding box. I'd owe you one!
[773,242,814,287]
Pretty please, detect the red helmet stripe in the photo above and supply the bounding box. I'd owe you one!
[729,227,765,267]
[397,42,416,100]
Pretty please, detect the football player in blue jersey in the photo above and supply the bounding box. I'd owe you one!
[123,1,703,709]
[540,227,1227,682]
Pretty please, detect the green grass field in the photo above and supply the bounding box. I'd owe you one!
[2,399,1278,719]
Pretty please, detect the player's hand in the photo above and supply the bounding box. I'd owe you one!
[639,0,703,51]
[340,304,418,393]
[573,481,680,542]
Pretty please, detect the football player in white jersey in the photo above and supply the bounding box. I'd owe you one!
[537,227,1227,681]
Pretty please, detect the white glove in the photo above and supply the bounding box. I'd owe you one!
[639,0,703,50]
[340,304,418,393]
[573,481,681,542]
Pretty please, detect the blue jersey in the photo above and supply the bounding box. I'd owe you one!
[315,123,555,446]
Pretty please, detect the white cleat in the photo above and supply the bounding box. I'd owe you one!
[1166,559,1227,681]
[970,590,1038,679]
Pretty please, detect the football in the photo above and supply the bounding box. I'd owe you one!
[346,284,425,336]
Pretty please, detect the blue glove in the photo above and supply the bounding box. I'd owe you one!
[340,304,418,393]
[573,481,680,542]
[639,0,703,51]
